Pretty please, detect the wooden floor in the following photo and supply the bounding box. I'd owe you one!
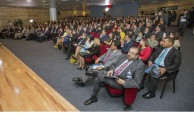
[0,43,79,111]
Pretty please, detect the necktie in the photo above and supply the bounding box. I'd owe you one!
[103,51,113,63]
[154,49,168,66]
[114,60,129,76]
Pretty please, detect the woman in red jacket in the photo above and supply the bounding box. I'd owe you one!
[138,38,152,63]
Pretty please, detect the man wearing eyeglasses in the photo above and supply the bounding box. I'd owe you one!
[84,47,145,105]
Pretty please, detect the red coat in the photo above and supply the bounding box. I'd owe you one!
[139,47,152,61]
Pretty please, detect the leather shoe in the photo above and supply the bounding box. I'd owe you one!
[123,105,132,111]
[142,92,155,99]
[65,57,70,60]
[84,96,98,105]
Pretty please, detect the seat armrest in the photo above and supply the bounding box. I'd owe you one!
[167,69,179,74]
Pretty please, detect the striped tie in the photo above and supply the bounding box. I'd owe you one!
[114,60,129,76]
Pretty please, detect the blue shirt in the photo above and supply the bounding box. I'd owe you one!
[155,47,172,67]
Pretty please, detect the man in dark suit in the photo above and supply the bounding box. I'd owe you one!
[84,47,145,105]
[142,37,181,99]
[121,34,134,54]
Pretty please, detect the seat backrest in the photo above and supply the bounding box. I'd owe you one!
[99,43,109,56]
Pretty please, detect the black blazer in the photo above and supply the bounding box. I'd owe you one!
[149,47,181,71]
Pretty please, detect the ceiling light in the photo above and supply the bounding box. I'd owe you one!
[29,19,33,23]
[105,7,109,12]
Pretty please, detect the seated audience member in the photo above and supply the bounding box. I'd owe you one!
[78,38,100,70]
[143,27,151,38]
[93,40,122,71]
[53,27,64,45]
[169,32,181,50]
[76,35,94,64]
[136,31,143,42]
[103,32,114,47]
[65,33,87,60]
[54,28,69,48]
[158,18,166,32]
[121,34,134,54]
[0,27,8,39]
[151,25,164,42]
[138,38,152,62]
[147,34,159,48]
[118,27,125,41]
[73,40,123,86]
[36,26,50,42]
[14,26,23,39]
[84,47,145,105]
[100,29,109,43]
[142,37,181,99]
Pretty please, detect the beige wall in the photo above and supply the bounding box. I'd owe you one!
[0,7,49,29]
[58,10,90,19]
[138,0,194,16]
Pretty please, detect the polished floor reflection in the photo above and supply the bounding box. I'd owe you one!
[0,43,78,111]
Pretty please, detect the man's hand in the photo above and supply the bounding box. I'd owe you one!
[158,68,166,75]
[148,61,153,66]
[116,78,125,85]
[73,43,77,46]
[107,70,113,77]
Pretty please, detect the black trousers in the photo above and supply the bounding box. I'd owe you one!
[147,73,167,93]
[179,22,187,36]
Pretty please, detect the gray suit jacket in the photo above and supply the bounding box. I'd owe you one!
[110,55,145,88]
[99,48,122,68]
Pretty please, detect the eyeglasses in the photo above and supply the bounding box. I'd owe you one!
[128,51,137,55]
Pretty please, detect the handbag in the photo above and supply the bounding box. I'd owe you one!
[70,55,77,64]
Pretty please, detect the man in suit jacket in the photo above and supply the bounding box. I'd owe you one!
[94,40,122,70]
[142,37,181,99]
[121,34,134,54]
[84,47,145,105]
[74,40,122,85]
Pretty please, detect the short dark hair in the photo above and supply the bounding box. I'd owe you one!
[130,46,140,55]
[164,37,174,45]
[113,40,121,49]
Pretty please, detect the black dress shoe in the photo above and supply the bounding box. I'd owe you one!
[123,105,132,111]
[65,57,70,60]
[84,96,98,105]
[142,92,155,99]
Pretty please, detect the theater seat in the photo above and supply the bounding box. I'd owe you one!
[104,84,138,111]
